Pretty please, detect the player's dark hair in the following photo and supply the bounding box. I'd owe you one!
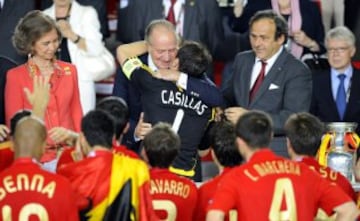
[96,96,129,140]
[285,112,325,156]
[81,110,114,149]
[235,111,273,149]
[143,122,180,168]
[177,41,212,78]
[249,9,288,42]
[210,121,243,167]
[10,110,32,136]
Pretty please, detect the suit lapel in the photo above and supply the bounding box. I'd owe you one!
[151,0,163,19]
[1,0,14,16]
[345,68,360,119]
[249,50,286,106]
[322,70,340,120]
[183,0,195,39]
[240,53,255,106]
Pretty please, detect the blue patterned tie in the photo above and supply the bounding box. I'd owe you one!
[336,74,346,120]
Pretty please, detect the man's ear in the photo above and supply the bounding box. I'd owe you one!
[286,137,294,158]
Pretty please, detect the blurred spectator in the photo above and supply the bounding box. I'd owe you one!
[344,0,360,61]
[43,0,114,114]
[5,10,83,167]
[228,0,325,58]
[320,0,344,33]
[310,26,360,134]
[40,0,109,38]
[0,0,35,124]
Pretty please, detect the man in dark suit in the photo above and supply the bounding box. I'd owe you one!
[222,10,312,157]
[310,26,360,134]
[116,0,224,60]
[0,0,35,124]
[113,19,223,155]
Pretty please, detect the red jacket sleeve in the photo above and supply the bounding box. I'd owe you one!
[70,66,83,132]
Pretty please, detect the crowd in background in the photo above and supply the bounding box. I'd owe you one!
[1,0,360,220]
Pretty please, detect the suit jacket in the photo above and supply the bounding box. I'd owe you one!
[223,49,312,134]
[310,67,360,134]
[0,0,35,124]
[0,0,34,64]
[113,53,223,151]
[116,0,224,58]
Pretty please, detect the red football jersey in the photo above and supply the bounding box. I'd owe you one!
[208,149,352,221]
[195,168,235,221]
[112,144,140,159]
[0,158,79,221]
[56,144,139,171]
[0,141,14,172]
[149,168,198,221]
[299,157,357,201]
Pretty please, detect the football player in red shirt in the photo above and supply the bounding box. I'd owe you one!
[0,117,79,221]
[207,111,359,221]
[142,122,198,221]
[58,110,156,221]
[56,96,140,170]
[285,112,357,199]
[195,120,243,221]
[285,112,357,219]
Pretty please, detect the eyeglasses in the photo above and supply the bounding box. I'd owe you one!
[327,47,350,54]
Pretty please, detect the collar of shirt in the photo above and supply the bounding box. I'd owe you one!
[250,46,283,88]
[163,0,185,35]
[13,157,41,166]
[0,0,3,9]
[147,54,158,72]
[330,65,353,100]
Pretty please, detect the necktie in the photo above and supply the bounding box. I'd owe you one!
[249,61,267,102]
[336,74,347,120]
[166,0,176,26]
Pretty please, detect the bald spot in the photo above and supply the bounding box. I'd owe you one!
[13,117,46,157]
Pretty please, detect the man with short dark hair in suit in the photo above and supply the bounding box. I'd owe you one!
[310,26,360,135]
[222,10,312,157]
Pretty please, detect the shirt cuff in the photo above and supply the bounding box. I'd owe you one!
[177,72,188,90]
[133,134,141,142]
